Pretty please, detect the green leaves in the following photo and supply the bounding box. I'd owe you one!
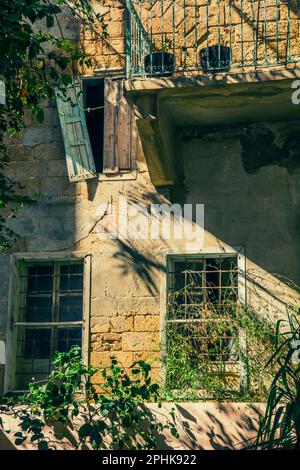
[165,303,277,401]
[6,347,178,450]
[78,423,93,439]
[46,15,55,28]
[78,421,105,449]
[14,431,26,445]
[256,313,300,449]
[38,440,49,450]
[94,356,177,449]
[170,426,179,438]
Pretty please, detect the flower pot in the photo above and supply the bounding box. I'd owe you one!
[200,46,231,72]
[144,52,175,76]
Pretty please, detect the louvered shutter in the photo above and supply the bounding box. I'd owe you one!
[55,84,96,182]
[103,78,136,173]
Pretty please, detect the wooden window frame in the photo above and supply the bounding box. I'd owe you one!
[80,74,138,181]
[4,252,92,393]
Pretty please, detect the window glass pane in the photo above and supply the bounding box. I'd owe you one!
[28,265,53,276]
[60,264,84,292]
[221,270,238,288]
[221,257,238,289]
[221,257,237,272]
[59,295,83,321]
[173,260,204,291]
[24,328,51,359]
[171,260,205,310]
[58,328,82,352]
[60,274,83,292]
[25,296,52,322]
[27,265,53,293]
[60,264,83,275]
[15,372,49,390]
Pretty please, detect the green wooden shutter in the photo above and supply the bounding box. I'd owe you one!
[55,84,96,182]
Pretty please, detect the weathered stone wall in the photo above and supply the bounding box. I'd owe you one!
[3,112,300,386]
[81,0,126,73]
[1,0,300,413]
[5,104,77,253]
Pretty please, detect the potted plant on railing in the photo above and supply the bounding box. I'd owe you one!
[144,38,175,77]
[200,27,231,73]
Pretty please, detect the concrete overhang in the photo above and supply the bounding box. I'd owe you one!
[124,67,300,186]
[125,66,300,94]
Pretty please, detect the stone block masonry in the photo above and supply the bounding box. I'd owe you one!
[2,3,300,434]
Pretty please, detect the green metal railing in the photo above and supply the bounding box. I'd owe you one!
[125,0,300,78]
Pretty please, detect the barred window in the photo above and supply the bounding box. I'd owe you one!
[14,261,84,390]
[166,255,242,396]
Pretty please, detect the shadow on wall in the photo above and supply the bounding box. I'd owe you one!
[111,188,172,296]
[109,176,300,319]
[0,405,173,450]
[148,402,263,450]
[176,121,300,288]
[0,402,263,450]
[113,239,166,296]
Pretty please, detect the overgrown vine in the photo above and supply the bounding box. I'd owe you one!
[164,287,280,402]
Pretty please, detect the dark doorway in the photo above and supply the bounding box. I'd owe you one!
[83,78,105,173]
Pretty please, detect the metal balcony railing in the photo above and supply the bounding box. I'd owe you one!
[125,0,300,78]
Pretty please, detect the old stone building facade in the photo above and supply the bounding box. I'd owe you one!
[1,0,300,448]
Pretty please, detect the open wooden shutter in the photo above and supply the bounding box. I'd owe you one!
[103,78,119,173]
[55,84,96,182]
[117,80,133,172]
[103,78,136,174]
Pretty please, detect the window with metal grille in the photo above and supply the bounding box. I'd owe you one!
[166,255,242,394]
[14,261,84,390]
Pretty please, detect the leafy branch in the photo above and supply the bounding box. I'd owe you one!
[0,347,178,450]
